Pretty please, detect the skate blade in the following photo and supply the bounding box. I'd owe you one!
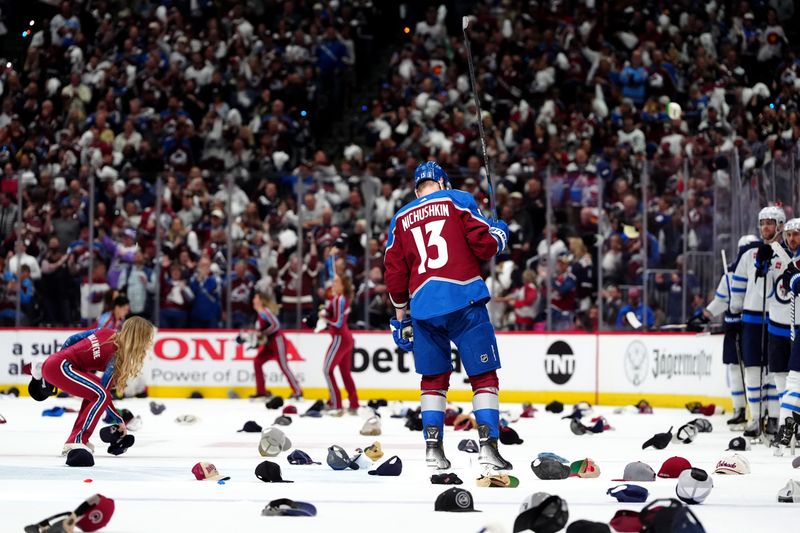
[728,424,746,432]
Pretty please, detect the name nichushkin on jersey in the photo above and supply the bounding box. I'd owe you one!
[400,202,451,231]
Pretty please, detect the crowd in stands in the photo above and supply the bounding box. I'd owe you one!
[0,0,798,332]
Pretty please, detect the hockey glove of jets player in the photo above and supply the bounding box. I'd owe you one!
[390,317,414,352]
[755,243,773,278]
[686,310,710,333]
[488,220,509,255]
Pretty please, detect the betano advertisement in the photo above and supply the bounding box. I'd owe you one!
[0,329,727,407]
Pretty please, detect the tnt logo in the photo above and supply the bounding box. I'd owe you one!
[544,341,576,385]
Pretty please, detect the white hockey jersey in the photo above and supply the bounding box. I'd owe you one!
[766,245,800,335]
[706,274,739,326]
[730,243,774,324]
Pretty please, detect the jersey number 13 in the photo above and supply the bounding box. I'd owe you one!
[410,220,449,274]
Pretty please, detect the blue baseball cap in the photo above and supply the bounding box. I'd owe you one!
[287,450,321,465]
[368,455,403,476]
[538,452,569,464]
[261,498,317,517]
[607,484,649,503]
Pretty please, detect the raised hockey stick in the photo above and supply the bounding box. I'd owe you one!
[462,16,497,221]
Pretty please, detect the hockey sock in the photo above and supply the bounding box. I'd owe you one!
[744,366,764,421]
[727,364,745,410]
[765,373,780,419]
[470,370,500,439]
[420,373,450,440]
[780,371,800,422]
[773,371,788,409]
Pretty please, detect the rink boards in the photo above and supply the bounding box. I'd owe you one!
[0,329,728,408]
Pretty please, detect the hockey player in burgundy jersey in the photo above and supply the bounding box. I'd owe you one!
[250,293,303,399]
[384,161,511,471]
[41,316,155,456]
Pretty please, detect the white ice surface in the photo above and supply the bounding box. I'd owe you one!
[0,397,798,533]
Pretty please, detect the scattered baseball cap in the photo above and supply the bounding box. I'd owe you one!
[43,407,66,417]
[261,498,317,517]
[538,452,569,464]
[521,403,537,418]
[570,419,589,435]
[531,458,570,480]
[66,448,94,467]
[274,415,292,426]
[636,399,653,414]
[609,510,643,533]
[793,456,800,469]
[607,484,649,503]
[255,460,293,483]
[566,520,611,533]
[674,424,698,444]
[99,425,124,445]
[640,499,706,531]
[28,377,54,402]
[476,474,520,488]
[349,451,373,470]
[777,479,800,503]
[714,454,750,475]
[689,418,712,433]
[643,427,673,449]
[369,455,402,476]
[265,396,285,409]
[513,492,569,533]
[360,416,382,436]
[303,400,325,415]
[546,401,564,413]
[658,457,692,479]
[192,462,229,481]
[458,439,479,453]
[74,494,115,532]
[282,405,298,415]
[614,461,656,482]
[676,468,713,504]
[175,414,198,425]
[237,421,262,433]
[258,428,292,457]
[500,425,524,445]
[569,458,600,478]
[431,472,464,485]
[726,437,751,451]
[327,445,355,470]
[435,487,480,512]
[287,450,321,465]
[364,441,384,461]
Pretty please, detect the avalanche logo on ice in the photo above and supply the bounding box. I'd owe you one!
[624,340,648,386]
[544,341,575,385]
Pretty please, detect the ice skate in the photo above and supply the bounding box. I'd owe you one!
[425,426,451,469]
[765,417,779,436]
[727,408,746,430]
[477,424,512,471]
[743,418,763,442]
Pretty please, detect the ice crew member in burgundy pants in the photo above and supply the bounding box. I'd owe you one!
[41,316,155,455]
[320,274,359,414]
[252,293,303,399]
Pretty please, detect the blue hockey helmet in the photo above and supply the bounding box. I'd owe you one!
[414,161,450,190]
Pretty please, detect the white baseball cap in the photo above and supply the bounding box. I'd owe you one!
[714,453,750,475]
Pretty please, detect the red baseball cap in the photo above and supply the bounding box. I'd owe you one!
[282,405,298,414]
[192,462,230,481]
[75,494,115,532]
[609,510,642,532]
[657,456,692,479]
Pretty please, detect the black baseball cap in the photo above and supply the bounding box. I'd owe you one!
[237,421,263,433]
[500,425,524,445]
[255,460,293,483]
[368,455,402,476]
[689,418,712,433]
[261,498,317,517]
[28,378,54,402]
[287,450,321,465]
[566,520,611,533]
[458,439,479,453]
[265,396,285,409]
[66,448,94,467]
[531,458,570,480]
[513,492,569,533]
[643,426,673,450]
[430,473,464,485]
[546,401,564,413]
[726,437,751,451]
[434,487,480,512]
[99,425,123,444]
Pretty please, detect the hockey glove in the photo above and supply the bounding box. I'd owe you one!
[390,317,414,352]
[754,243,773,278]
[685,311,709,333]
[779,262,800,290]
[789,272,800,295]
[488,220,509,255]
